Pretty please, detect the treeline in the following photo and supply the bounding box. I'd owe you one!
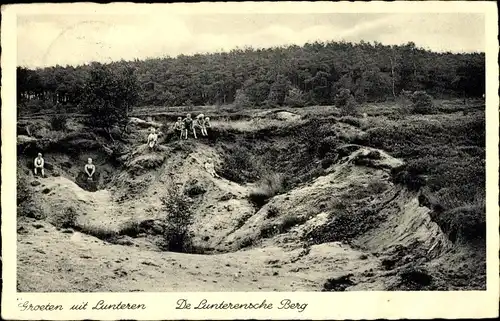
[17,40,485,113]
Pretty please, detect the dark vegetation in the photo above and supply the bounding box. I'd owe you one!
[40,206,80,230]
[184,179,207,197]
[396,267,434,290]
[248,173,286,208]
[158,181,196,253]
[359,112,485,243]
[217,142,260,184]
[17,168,44,220]
[18,41,484,115]
[79,63,139,133]
[260,213,308,239]
[306,207,381,244]
[322,274,355,291]
[215,116,360,194]
[49,114,68,131]
[213,104,485,248]
[304,178,394,246]
[334,88,359,116]
[407,91,435,114]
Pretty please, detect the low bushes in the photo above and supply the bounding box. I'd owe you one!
[410,91,435,114]
[338,116,363,128]
[55,207,78,228]
[184,179,207,197]
[334,88,359,116]
[22,98,53,114]
[398,90,435,114]
[158,181,195,253]
[248,173,285,208]
[117,219,142,238]
[218,143,260,184]
[429,199,485,244]
[73,223,117,240]
[17,171,45,219]
[317,136,339,158]
[260,213,307,238]
[284,87,306,107]
[49,114,68,131]
[304,207,380,244]
[360,112,485,244]
[266,204,280,218]
[17,171,31,206]
[216,116,355,192]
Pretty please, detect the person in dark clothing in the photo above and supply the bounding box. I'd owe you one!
[182,113,195,139]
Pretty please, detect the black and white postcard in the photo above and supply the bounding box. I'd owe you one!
[2,1,499,320]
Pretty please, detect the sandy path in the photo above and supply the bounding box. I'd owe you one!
[17,219,383,292]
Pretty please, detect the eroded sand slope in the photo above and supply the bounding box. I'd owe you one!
[17,117,477,291]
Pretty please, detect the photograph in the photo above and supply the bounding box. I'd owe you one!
[2,2,498,320]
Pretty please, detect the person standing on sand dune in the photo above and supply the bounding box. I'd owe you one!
[204,159,220,178]
[85,158,96,181]
[147,128,158,150]
[194,114,207,137]
[200,115,209,137]
[204,117,211,132]
[183,113,195,139]
[174,117,184,140]
[33,153,45,178]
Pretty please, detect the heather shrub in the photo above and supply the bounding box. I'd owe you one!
[158,181,195,253]
[219,144,260,184]
[410,91,434,114]
[233,89,252,109]
[248,172,285,207]
[284,87,306,107]
[334,88,359,116]
[49,114,68,131]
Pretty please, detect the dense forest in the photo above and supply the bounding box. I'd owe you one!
[17,40,485,113]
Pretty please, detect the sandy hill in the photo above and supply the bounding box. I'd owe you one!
[16,111,484,291]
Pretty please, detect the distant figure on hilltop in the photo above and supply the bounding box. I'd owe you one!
[174,116,185,140]
[84,158,96,181]
[33,153,45,178]
[204,117,211,133]
[147,128,158,150]
[204,159,220,178]
[182,113,195,140]
[194,114,208,137]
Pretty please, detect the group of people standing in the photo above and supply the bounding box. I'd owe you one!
[147,113,212,150]
[144,113,221,179]
[174,113,211,140]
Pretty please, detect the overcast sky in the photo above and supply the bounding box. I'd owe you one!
[17,13,485,68]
